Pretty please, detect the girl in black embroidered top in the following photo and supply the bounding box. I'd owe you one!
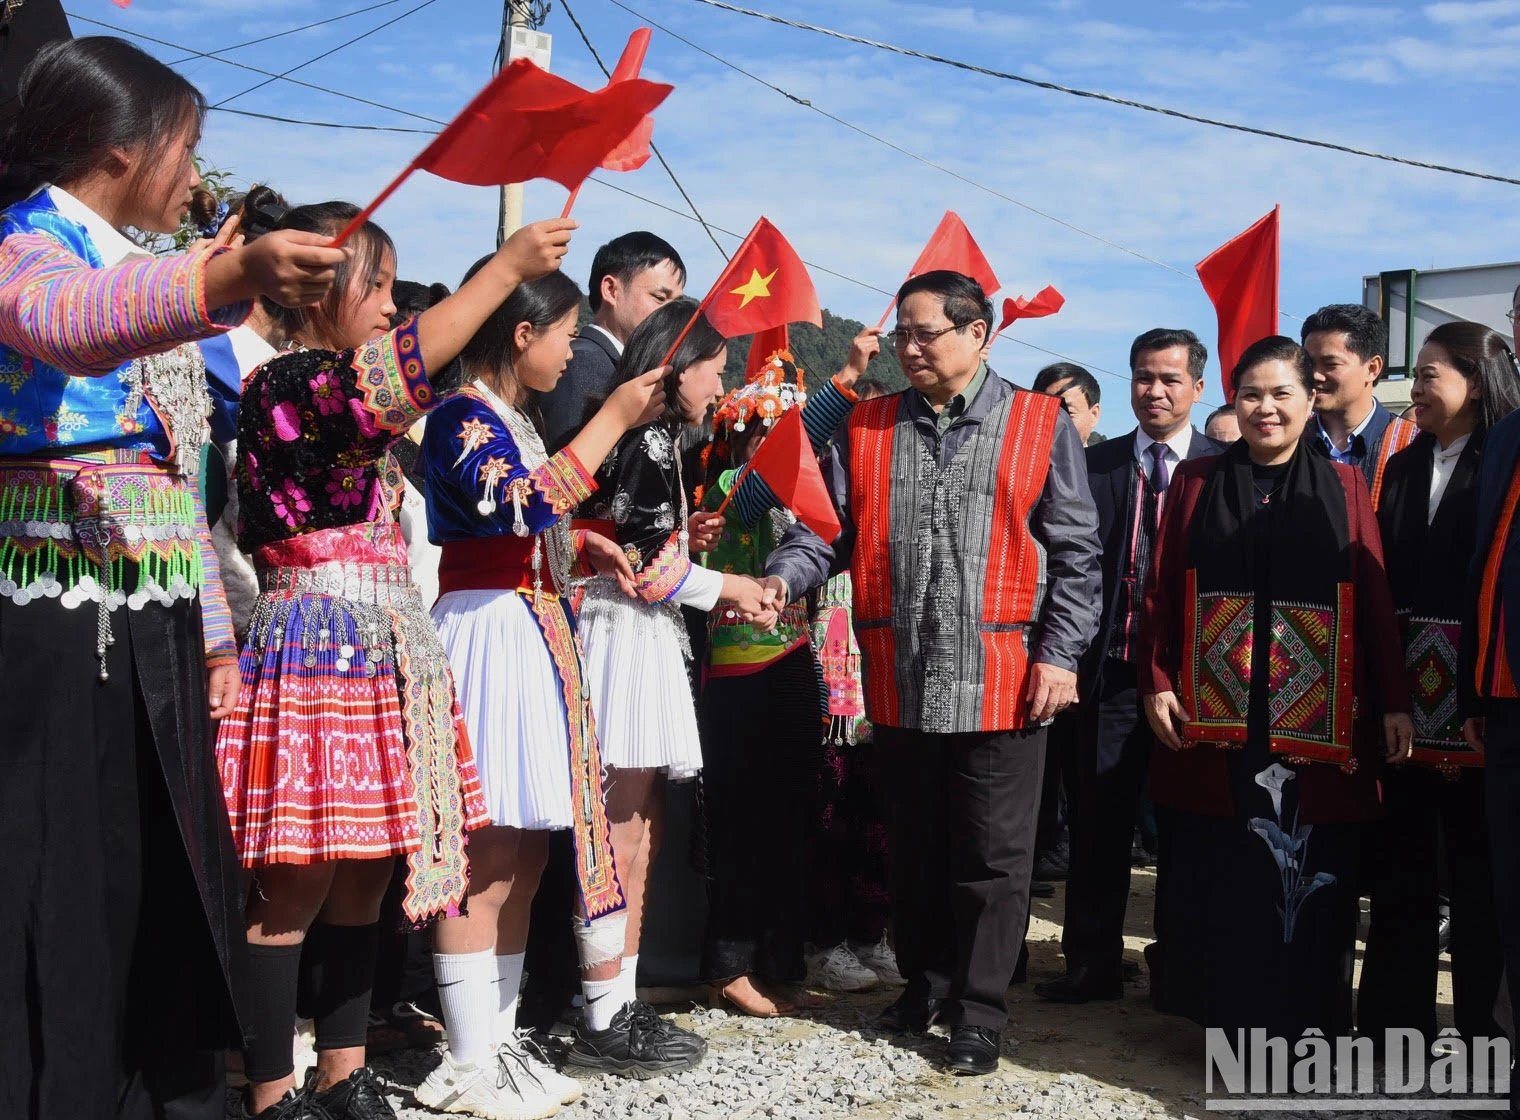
[570,298,770,1064]
[1360,322,1520,1045]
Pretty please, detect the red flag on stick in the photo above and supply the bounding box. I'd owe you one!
[663,218,820,365]
[1196,206,1280,398]
[745,323,790,381]
[333,53,672,246]
[878,211,1000,329]
[994,286,1065,337]
[728,407,840,543]
[561,29,658,217]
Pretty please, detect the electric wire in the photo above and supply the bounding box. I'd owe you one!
[162,1,415,67]
[679,0,1520,188]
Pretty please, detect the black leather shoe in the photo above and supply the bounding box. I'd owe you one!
[877,992,941,1034]
[1034,967,1123,1003]
[1029,879,1056,898]
[945,1026,1001,1075]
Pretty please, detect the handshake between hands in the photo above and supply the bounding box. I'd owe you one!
[723,574,789,634]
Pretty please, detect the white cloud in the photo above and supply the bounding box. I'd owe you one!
[1425,0,1520,24]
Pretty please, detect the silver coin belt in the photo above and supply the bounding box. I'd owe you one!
[248,561,420,677]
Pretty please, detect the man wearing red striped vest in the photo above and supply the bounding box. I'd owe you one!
[1302,303,1418,508]
[762,271,1101,1075]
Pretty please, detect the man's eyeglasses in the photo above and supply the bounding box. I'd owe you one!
[886,323,963,350]
[1507,308,1519,324]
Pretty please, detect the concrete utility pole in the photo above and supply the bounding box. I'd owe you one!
[497,0,553,245]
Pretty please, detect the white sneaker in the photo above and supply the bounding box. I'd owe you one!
[804,942,879,992]
[852,934,907,987]
[413,1048,561,1120]
[501,1031,582,1105]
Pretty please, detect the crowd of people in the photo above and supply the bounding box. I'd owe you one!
[6,32,1520,1120]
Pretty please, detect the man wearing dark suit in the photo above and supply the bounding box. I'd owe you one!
[540,230,686,449]
[1036,328,1223,1003]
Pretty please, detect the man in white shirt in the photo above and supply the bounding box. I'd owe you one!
[540,231,685,449]
[1038,328,1222,1004]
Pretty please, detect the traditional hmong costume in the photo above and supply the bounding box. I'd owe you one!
[421,379,623,925]
[0,185,249,1118]
[695,356,853,983]
[1358,430,1502,1041]
[1140,440,1410,1041]
[216,317,488,924]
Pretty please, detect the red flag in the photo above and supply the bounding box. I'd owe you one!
[334,57,672,245]
[600,28,656,173]
[744,324,790,381]
[701,218,822,338]
[996,286,1065,334]
[879,211,999,327]
[741,407,840,543]
[1196,206,1280,397]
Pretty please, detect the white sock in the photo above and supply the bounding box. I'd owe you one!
[434,950,498,1066]
[493,952,525,1045]
[581,975,620,1032]
[614,954,639,1011]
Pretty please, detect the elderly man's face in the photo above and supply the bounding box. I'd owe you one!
[1045,377,1100,443]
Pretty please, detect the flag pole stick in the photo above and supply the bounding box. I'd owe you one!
[711,459,755,519]
[331,160,420,247]
[560,183,583,219]
[875,300,895,332]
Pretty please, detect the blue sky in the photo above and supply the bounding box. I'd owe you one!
[67,0,1520,434]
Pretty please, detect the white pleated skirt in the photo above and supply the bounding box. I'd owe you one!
[431,589,574,830]
[576,579,704,780]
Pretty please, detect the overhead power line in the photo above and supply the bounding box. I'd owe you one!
[212,0,442,109]
[162,1,416,67]
[65,14,1195,398]
[678,0,1520,189]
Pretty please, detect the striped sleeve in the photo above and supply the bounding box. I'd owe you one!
[193,491,238,668]
[0,234,249,376]
[730,374,857,528]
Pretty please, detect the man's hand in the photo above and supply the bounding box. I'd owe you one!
[1143,690,1190,751]
[1384,712,1415,763]
[583,531,637,597]
[688,509,725,554]
[1025,662,1078,724]
[208,663,240,721]
[759,574,789,612]
[835,328,881,390]
[1464,716,1486,754]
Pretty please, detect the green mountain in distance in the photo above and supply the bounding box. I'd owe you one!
[721,309,907,392]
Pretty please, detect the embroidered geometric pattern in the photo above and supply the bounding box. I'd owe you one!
[1194,592,1254,726]
[529,446,595,515]
[1267,606,1333,742]
[631,531,691,603]
[354,319,430,433]
[529,594,624,920]
[1406,617,1470,759]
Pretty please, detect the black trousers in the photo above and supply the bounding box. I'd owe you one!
[1360,765,1502,1041]
[876,724,1045,1031]
[1033,709,1079,864]
[698,646,819,983]
[1484,701,1520,1113]
[1060,660,1151,976]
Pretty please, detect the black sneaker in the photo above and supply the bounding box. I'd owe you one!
[313,1067,395,1120]
[242,1072,333,1120]
[566,999,706,1079]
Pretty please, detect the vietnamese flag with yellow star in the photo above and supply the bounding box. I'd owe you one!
[700,218,823,338]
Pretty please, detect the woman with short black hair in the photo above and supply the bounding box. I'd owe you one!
[1140,336,1413,1046]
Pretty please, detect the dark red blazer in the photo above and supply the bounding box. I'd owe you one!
[1138,454,1411,822]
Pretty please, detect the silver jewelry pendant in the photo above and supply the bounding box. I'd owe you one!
[477,498,497,516]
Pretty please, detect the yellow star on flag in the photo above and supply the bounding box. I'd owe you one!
[730,267,778,309]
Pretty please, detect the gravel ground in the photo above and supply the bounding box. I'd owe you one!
[228,869,1480,1120]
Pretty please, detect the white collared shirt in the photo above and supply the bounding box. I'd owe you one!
[1314,406,1377,462]
[584,322,624,357]
[44,184,151,267]
[1134,425,1193,483]
[1429,432,1472,523]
